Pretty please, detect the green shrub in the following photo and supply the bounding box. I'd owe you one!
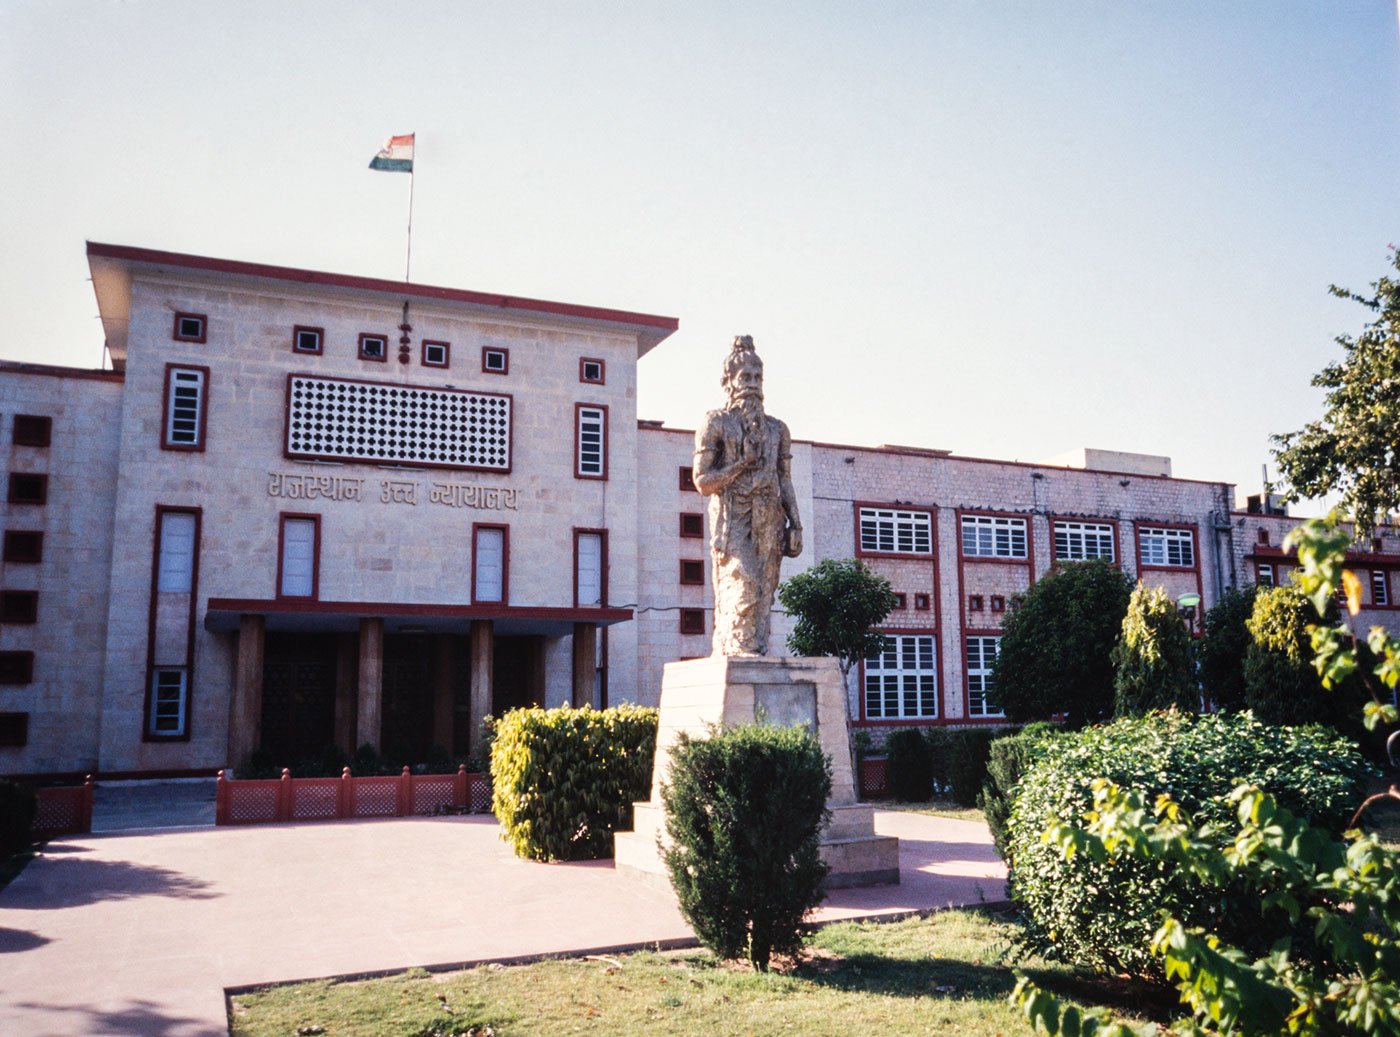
[1111,583,1198,716]
[662,722,831,972]
[0,781,37,857]
[979,723,1063,860]
[1007,711,1370,978]
[990,560,1134,727]
[491,704,657,862]
[1197,583,1257,711]
[944,728,1000,806]
[884,728,934,801]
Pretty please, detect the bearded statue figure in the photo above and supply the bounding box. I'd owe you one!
[692,335,803,656]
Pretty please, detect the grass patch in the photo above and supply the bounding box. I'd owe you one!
[228,909,1155,1037]
[882,799,986,824]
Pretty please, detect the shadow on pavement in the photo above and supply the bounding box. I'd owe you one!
[0,927,51,952]
[15,998,218,1037]
[1,856,219,908]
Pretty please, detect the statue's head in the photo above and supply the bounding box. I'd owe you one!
[722,335,764,407]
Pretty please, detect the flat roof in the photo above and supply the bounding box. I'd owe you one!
[87,242,679,370]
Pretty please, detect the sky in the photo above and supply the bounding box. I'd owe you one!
[3,1,1398,505]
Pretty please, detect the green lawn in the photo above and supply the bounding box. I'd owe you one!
[228,909,1161,1037]
[881,798,986,823]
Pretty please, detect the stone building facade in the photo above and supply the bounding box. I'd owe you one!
[1,242,1396,778]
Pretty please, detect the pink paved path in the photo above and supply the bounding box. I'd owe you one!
[0,810,1005,1037]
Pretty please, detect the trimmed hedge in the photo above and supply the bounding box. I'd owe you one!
[978,722,1062,860]
[885,728,935,801]
[1007,711,1371,978]
[491,704,658,862]
[662,723,831,972]
[925,728,1002,806]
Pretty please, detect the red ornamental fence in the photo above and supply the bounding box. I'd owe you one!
[216,765,491,826]
[858,756,891,800]
[33,776,95,838]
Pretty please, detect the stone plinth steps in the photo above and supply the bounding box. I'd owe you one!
[613,655,899,888]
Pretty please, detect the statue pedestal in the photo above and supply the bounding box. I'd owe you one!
[614,656,899,889]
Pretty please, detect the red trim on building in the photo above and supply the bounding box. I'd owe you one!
[160,362,211,453]
[280,373,515,475]
[172,312,207,343]
[471,522,510,605]
[572,527,609,609]
[855,625,942,727]
[679,559,705,585]
[204,597,635,625]
[358,333,389,362]
[575,402,609,481]
[275,512,321,600]
[0,360,124,383]
[421,339,450,368]
[87,241,680,334]
[679,512,705,538]
[852,500,938,561]
[292,325,324,355]
[579,357,606,384]
[1046,513,1122,568]
[143,505,201,743]
[481,346,509,375]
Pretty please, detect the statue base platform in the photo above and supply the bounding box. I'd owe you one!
[613,655,899,889]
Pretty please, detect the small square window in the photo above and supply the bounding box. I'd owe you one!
[359,334,388,362]
[968,594,984,612]
[12,415,51,448]
[173,313,207,343]
[422,340,450,367]
[7,473,47,505]
[914,593,931,611]
[680,512,704,538]
[293,326,324,354]
[0,651,34,685]
[482,347,509,374]
[580,358,605,384]
[893,593,908,610]
[1257,529,1270,545]
[0,591,37,624]
[679,466,696,492]
[679,609,706,636]
[990,595,1006,612]
[3,531,43,564]
[0,712,27,747]
[680,559,705,585]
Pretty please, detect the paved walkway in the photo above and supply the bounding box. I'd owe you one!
[0,810,1006,1037]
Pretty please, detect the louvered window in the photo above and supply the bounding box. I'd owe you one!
[1140,527,1194,567]
[966,636,1005,718]
[864,634,938,719]
[149,668,188,736]
[961,515,1028,559]
[859,508,932,555]
[577,406,606,478]
[165,367,207,448]
[1053,521,1114,562]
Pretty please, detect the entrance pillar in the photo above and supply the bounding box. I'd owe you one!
[468,620,494,760]
[229,614,265,771]
[432,634,455,751]
[356,617,384,750]
[334,633,357,754]
[571,622,598,707]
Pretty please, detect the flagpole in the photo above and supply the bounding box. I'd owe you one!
[405,139,415,283]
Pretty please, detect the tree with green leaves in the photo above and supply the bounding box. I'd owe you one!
[1111,583,1198,716]
[1010,516,1400,1037]
[1273,248,1400,537]
[778,558,898,685]
[1243,583,1355,728]
[989,559,1134,727]
[1197,583,1258,712]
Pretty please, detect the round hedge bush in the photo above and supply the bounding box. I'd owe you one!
[1006,711,1370,979]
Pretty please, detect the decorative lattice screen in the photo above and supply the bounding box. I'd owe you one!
[286,376,511,470]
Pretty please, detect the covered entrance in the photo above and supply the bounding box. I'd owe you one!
[209,601,633,771]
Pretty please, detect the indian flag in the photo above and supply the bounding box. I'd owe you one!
[369,133,414,172]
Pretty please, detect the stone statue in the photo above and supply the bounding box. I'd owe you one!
[693,335,802,655]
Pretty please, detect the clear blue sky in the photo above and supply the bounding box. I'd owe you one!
[3,2,1397,504]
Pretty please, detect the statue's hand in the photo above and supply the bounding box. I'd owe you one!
[784,525,803,558]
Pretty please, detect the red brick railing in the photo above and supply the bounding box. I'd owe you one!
[858,756,890,800]
[215,765,491,826]
[33,776,95,838]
